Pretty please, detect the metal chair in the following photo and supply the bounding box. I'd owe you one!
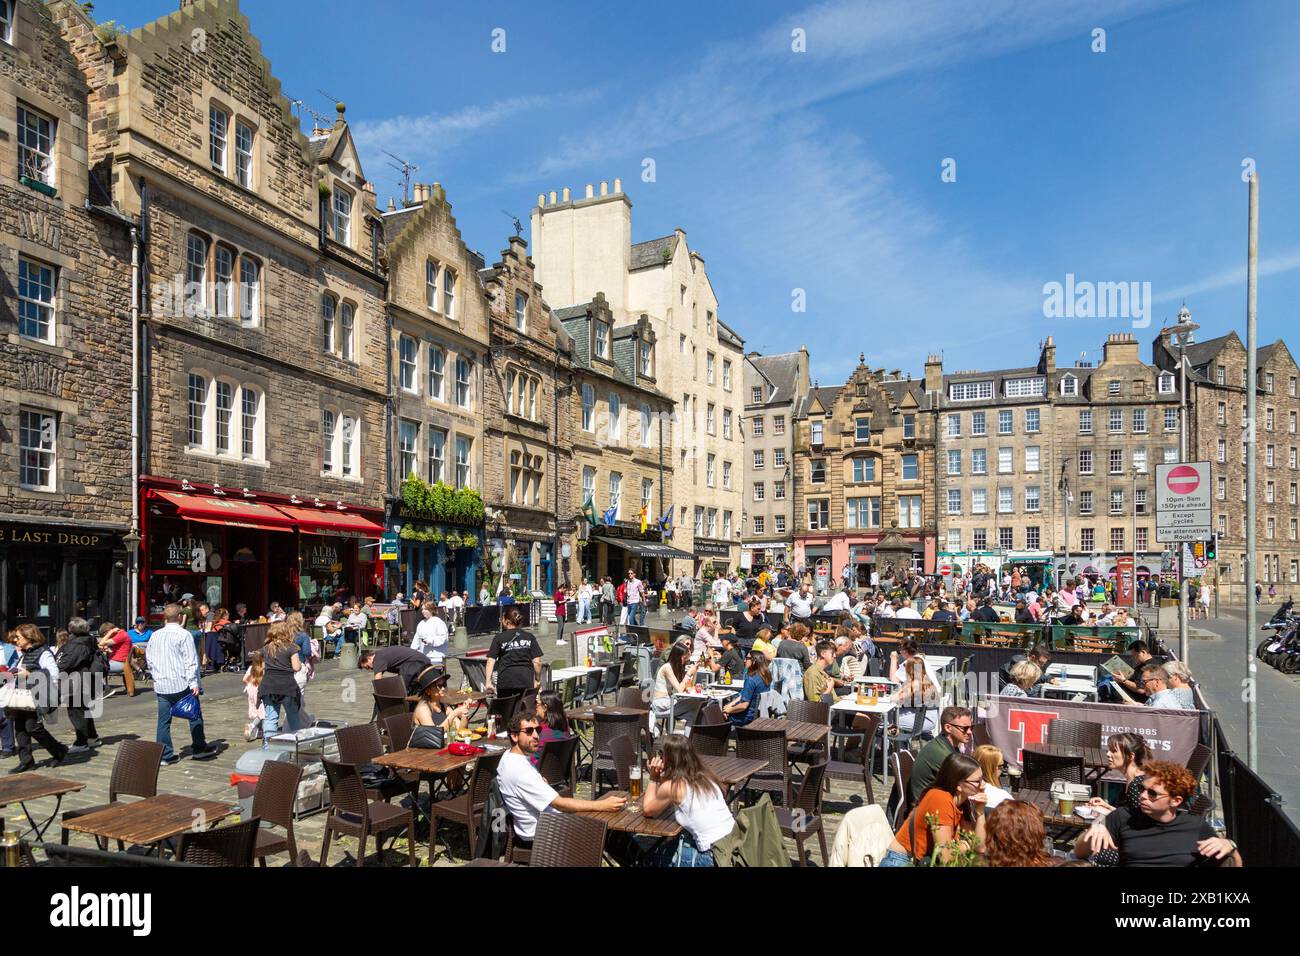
[688,722,732,757]
[736,725,791,805]
[250,760,303,867]
[459,656,488,692]
[428,751,503,865]
[824,713,880,803]
[178,817,261,867]
[598,664,622,703]
[529,810,607,867]
[61,739,164,848]
[1021,749,1086,791]
[335,723,411,802]
[592,711,644,793]
[382,712,414,753]
[887,749,916,828]
[537,735,579,797]
[1047,718,1103,750]
[616,686,647,709]
[320,760,417,867]
[775,762,829,866]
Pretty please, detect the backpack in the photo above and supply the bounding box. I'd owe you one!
[473,779,508,860]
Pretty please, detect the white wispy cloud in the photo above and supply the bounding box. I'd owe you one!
[1154,247,1300,304]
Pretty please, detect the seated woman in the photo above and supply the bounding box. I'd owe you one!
[984,800,1052,867]
[651,640,701,735]
[879,752,988,866]
[531,689,572,768]
[410,668,471,749]
[643,734,736,867]
[891,656,940,738]
[750,627,777,661]
[973,744,1014,809]
[1000,659,1040,698]
[1086,732,1149,816]
[722,651,771,727]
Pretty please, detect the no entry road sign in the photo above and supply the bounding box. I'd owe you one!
[1156,461,1211,542]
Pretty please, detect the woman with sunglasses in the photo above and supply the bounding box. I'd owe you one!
[722,650,771,728]
[879,752,987,866]
[973,744,1013,810]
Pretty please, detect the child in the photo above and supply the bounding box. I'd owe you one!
[242,652,265,741]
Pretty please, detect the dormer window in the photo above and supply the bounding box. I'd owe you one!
[426,260,439,310]
[1003,377,1045,397]
[949,381,993,401]
[1059,375,1078,396]
[443,268,456,320]
[639,340,652,377]
[751,386,763,404]
[811,420,824,445]
[855,417,871,443]
[594,321,609,359]
[515,292,527,331]
[332,187,353,245]
[1158,371,1176,394]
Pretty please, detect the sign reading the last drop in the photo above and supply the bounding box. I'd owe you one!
[1155,462,1211,543]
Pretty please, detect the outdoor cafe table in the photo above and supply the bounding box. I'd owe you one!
[0,772,85,841]
[61,794,237,852]
[747,717,829,748]
[1022,742,1109,780]
[565,705,650,723]
[374,744,503,777]
[1046,663,1099,683]
[552,665,606,682]
[573,790,682,840]
[404,689,492,707]
[830,697,899,794]
[1017,788,1092,836]
[698,755,769,788]
[1040,677,1100,702]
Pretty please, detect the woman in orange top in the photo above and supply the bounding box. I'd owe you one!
[879,752,987,866]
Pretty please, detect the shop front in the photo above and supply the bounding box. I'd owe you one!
[693,538,734,577]
[1,520,127,634]
[741,543,791,574]
[938,550,1004,581]
[1002,550,1056,590]
[140,481,383,621]
[585,526,691,587]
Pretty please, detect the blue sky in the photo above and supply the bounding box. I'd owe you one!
[101,0,1300,383]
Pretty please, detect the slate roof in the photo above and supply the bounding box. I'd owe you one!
[629,235,677,270]
[747,352,803,407]
[716,319,744,350]
[1182,333,1236,370]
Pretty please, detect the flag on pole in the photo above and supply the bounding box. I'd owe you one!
[602,506,617,526]
[657,506,674,539]
[639,505,648,534]
[581,492,598,527]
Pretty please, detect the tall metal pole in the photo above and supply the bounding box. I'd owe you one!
[1132,467,1139,609]
[1060,460,1071,592]
[1178,332,1188,664]
[1245,171,1259,771]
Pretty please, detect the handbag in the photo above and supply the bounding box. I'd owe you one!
[409,724,444,750]
[0,681,37,711]
[170,692,202,721]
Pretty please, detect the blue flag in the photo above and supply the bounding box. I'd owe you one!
[658,506,674,539]
[602,506,617,526]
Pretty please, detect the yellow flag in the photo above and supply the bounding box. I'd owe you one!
[640,505,648,534]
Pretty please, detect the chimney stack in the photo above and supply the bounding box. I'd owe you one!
[924,353,943,394]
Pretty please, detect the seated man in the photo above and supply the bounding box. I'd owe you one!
[909,706,973,806]
[971,598,1000,623]
[997,643,1056,694]
[1112,639,1165,702]
[1073,760,1239,867]
[1135,664,1192,710]
[803,640,836,703]
[497,712,626,853]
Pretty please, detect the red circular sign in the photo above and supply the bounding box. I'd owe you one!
[1165,465,1200,495]
[939,564,952,575]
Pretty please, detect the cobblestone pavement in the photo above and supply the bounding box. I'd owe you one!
[11,608,888,866]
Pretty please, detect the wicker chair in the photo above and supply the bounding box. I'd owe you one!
[1021,749,1085,791]
[786,699,830,767]
[824,712,880,803]
[489,691,527,729]
[371,674,407,698]
[616,686,647,709]
[335,723,411,802]
[775,762,829,866]
[373,691,410,726]
[1185,743,1213,780]
[178,817,261,867]
[251,759,303,866]
[688,722,732,757]
[736,725,791,805]
[592,711,645,793]
[61,739,164,848]
[459,657,488,692]
[618,654,639,687]
[382,712,414,753]
[320,760,416,867]
[607,734,637,793]
[428,751,503,865]
[529,810,608,867]
[1047,718,1103,750]
[695,701,725,726]
[537,735,579,797]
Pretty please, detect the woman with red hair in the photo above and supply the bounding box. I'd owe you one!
[984,800,1052,867]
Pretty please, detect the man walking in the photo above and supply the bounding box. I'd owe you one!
[147,603,217,765]
[601,576,617,626]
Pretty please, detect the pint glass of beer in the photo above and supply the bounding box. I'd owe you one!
[629,765,643,804]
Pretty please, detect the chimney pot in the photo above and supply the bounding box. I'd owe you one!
[599,181,608,196]
[585,184,594,198]
[614,178,622,193]
[562,186,570,202]
[537,193,545,207]
[549,191,558,204]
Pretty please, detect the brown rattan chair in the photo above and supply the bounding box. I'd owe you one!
[786,699,830,766]
[1021,749,1085,791]
[528,810,608,867]
[592,710,645,793]
[616,686,647,709]
[428,751,503,865]
[775,761,829,866]
[61,739,164,848]
[335,723,411,802]
[824,712,880,802]
[251,759,303,866]
[489,690,527,728]
[688,722,732,757]
[178,817,261,866]
[1185,743,1212,780]
[537,735,579,797]
[736,725,791,805]
[382,712,414,753]
[607,734,636,793]
[372,674,406,697]
[1047,718,1103,750]
[459,657,488,692]
[695,700,725,725]
[319,760,416,867]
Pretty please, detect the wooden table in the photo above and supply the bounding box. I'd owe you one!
[1017,788,1092,833]
[0,773,86,841]
[566,705,649,723]
[747,718,829,747]
[403,689,492,707]
[61,794,236,851]
[374,744,503,776]
[574,790,682,839]
[698,756,768,788]
[1024,742,1108,770]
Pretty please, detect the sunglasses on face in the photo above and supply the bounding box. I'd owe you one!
[517,726,541,736]
[1141,786,1170,800]
[947,723,973,733]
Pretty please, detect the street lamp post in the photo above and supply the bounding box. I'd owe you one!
[1131,466,1140,609]
[1161,308,1200,663]
[1058,458,1072,591]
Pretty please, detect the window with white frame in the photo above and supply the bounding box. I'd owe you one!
[1025,486,1040,512]
[399,335,417,392]
[340,414,357,477]
[807,499,829,530]
[1108,381,1121,396]
[723,460,732,488]
[0,1,13,44]
[722,408,733,440]
[902,454,919,481]
[751,386,763,404]
[608,393,621,440]
[753,481,766,502]
[187,374,207,447]
[332,187,353,245]
[1133,408,1147,432]
[1109,409,1123,433]
[1005,377,1046,397]
[773,480,786,500]
[240,387,260,459]
[810,459,826,484]
[1025,446,1040,472]
[1133,448,1148,473]
[594,322,609,359]
[1158,372,1175,394]
[608,472,621,516]
[904,415,916,440]
[209,105,228,173]
[856,417,871,443]
[398,419,418,479]
[455,435,472,487]
[1079,490,1093,514]
[706,352,715,385]
[998,448,1013,474]
[847,497,877,528]
[321,294,336,354]
[998,410,1013,435]
[1025,408,1040,433]
[1079,450,1093,474]
[972,490,988,515]
[1110,489,1124,513]
[581,467,595,506]
[1060,375,1078,396]
[1135,527,1148,551]
[722,360,732,390]
[581,384,595,431]
[947,489,962,515]
[973,528,988,550]
[998,487,1013,513]
[946,414,961,438]
[949,381,993,401]
[1164,407,1177,432]
[321,409,335,471]
[947,529,962,551]
[425,427,445,484]
[1080,528,1094,552]
[425,261,439,311]
[774,515,786,534]
[998,528,1014,550]
[753,417,765,437]
[514,291,527,331]
[898,495,922,528]
[1217,477,1226,500]
[213,246,235,318]
[18,409,56,490]
[340,302,355,361]
[1111,527,1125,551]
[1079,410,1093,434]
[439,267,455,319]
[215,380,234,454]
[642,478,654,514]
[947,450,961,475]
[1217,438,1226,462]
[774,449,785,468]
[971,449,987,475]
[851,458,876,483]
[427,346,445,400]
[238,255,260,326]
[186,233,209,315]
[971,412,986,436]
[1163,447,1177,464]
[1216,365,1226,385]
[234,120,254,187]
[706,454,716,487]
[1109,449,1124,474]
[641,404,652,447]
[706,403,715,435]
[809,420,821,444]
[455,358,471,408]
[753,516,765,535]
[753,450,764,469]
[773,415,785,436]
[17,257,55,342]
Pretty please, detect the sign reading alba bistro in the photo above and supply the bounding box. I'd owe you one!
[151,533,217,572]
[304,542,340,572]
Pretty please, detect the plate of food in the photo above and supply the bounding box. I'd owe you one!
[455,730,483,742]
[1072,805,1100,821]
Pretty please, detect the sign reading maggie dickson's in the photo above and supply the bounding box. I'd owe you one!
[980,694,1203,767]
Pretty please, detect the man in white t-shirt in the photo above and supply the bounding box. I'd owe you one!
[711,575,731,608]
[893,598,922,620]
[411,604,449,665]
[786,584,814,622]
[497,712,626,847]
[822,588,853,612]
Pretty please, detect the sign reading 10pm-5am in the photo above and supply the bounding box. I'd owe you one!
[1155,462,1212,543]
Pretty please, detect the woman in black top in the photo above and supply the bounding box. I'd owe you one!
[1086,732,1149,866]
[258,621,304,738]
[7,624,69,772]
[410,668,470,749]
[57,617,103,752]
[485,606,543,697]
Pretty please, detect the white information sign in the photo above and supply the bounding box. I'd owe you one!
[1156,462,1211,542]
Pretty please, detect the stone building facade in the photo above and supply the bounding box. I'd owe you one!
[381,182,489,599]
[1158,325,1300,598]
[792,357,938,585]
[555,293,679,585]
[530,180,744,576]
[64,0,389,618]
[742,349,810,570]
[1,0,135,631]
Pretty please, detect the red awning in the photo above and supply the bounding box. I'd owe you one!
[276,504,384,537]
[154,491,296,532]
